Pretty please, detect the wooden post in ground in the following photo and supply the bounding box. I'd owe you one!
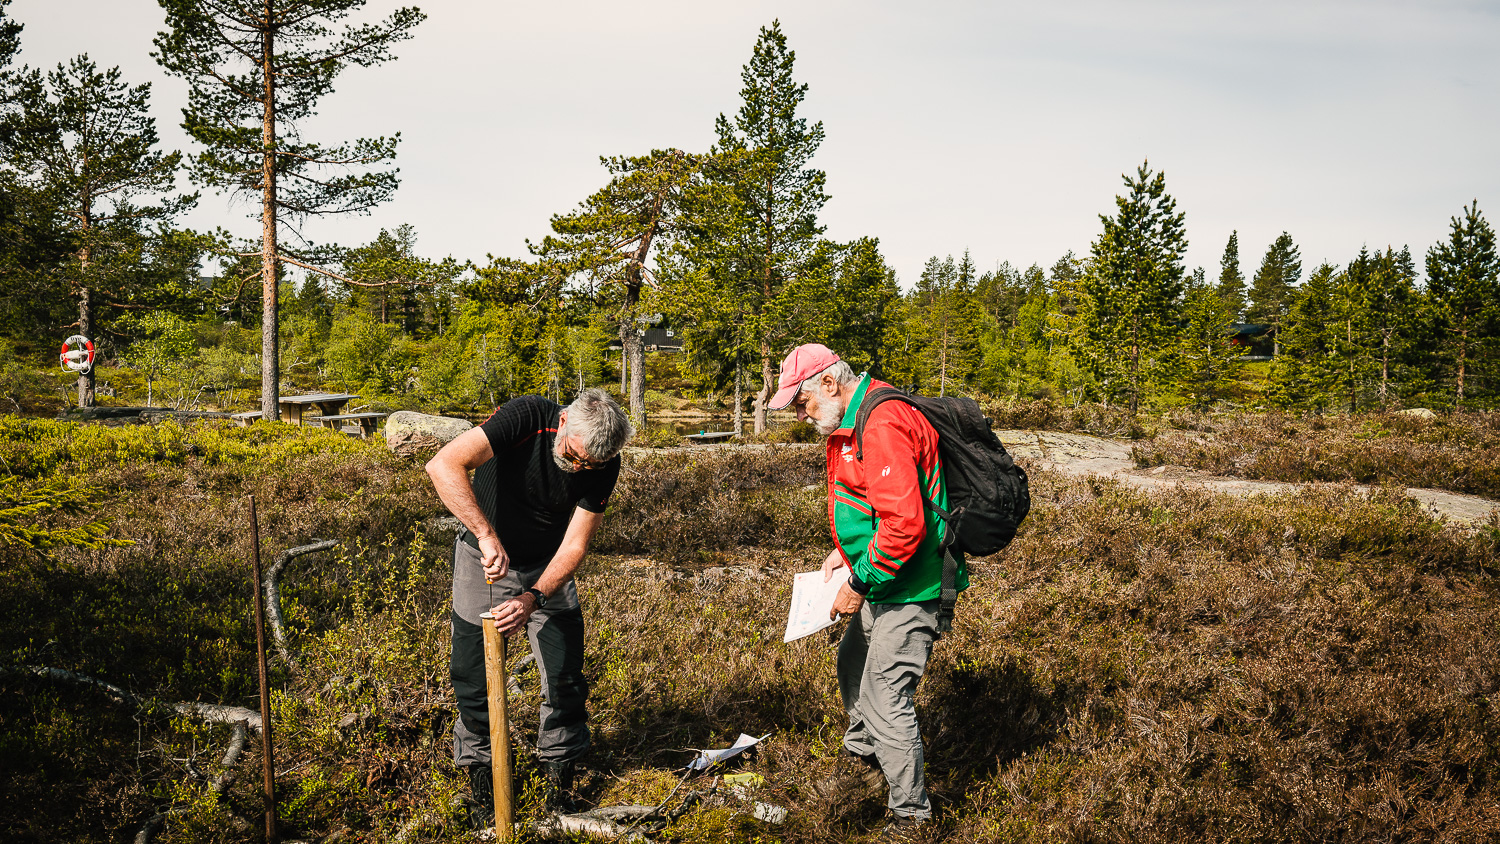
[480,613,513,841]
[247,495,279,843]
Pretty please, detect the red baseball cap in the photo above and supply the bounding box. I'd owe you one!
[769,343,842,410]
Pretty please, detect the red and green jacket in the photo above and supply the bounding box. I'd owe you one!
[828,374,969,604]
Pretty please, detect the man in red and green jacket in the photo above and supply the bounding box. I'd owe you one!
[769,343,967,839]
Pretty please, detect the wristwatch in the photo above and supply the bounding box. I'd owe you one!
[524,587,548,609]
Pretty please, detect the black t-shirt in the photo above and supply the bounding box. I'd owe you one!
[472,395,620,570]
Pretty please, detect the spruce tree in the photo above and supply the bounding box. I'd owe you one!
[1077,161,1188,414]
[0,56,195,407]
[699,20,828,432]
[1246,232,1302,356]
[1216,230,1246,320]
[909,254,981,396]
[1159,285,1245,409]
[1425,201,1498,407]
[1269,263,1341,411]
[154,0,424,419]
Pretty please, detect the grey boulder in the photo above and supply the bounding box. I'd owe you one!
[385,411,472,456]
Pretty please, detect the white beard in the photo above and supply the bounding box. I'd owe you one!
[809,395,844,436]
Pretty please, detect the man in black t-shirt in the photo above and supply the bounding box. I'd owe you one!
[426,388,633,823]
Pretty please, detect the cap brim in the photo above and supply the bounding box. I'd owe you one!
[768,383,800,411]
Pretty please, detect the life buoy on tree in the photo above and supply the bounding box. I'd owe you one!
[61,335,95,374]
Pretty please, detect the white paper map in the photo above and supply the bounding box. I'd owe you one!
[782,566,851,643]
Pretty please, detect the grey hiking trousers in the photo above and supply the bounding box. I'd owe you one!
[838,598,940,820]
[450,534,590,768]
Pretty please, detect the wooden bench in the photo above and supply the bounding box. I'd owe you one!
[684,431,738,445]
[308,411,387,438]
[231,410,263,427]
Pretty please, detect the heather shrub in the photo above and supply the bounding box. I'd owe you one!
[596,446,826,561]
[982,397,1151,438]
[1134,410,1500,496]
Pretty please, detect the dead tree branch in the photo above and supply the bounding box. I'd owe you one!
[263,539,341,668]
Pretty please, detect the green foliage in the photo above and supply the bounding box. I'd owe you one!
[0,475,130,550]
[1268,263,1342,410]
[1154,284,1246,409]
[0,416,370,478]
[119,310,195,406]
[908,253,983,395]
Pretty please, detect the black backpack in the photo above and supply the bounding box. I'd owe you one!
[853,388,1030,633]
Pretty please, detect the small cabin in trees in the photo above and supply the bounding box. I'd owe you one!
[1228,324,1275,360]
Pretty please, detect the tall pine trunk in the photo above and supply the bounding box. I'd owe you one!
[621,308,645,428]
[76,285,95,407]
[732,357,743,435]
[259,6,280,421]
[754,341,770,434]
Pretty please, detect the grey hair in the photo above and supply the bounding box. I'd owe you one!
[799,360,858,394]
[564,388,634,459]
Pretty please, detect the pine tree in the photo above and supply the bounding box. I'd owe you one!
[154,0,424,419]
[1425,201,1499,408]
[0,55,195,407]
[1077,161,1188,413]
[1246,232,1302,356]
[1216,230,1246,320]
[0,0,17,74]
[697,20,828,432]
[533,148,702,427]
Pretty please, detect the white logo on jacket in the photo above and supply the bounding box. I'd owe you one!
[882,466,891,477]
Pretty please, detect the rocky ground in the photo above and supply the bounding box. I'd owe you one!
[996,429,1500,524]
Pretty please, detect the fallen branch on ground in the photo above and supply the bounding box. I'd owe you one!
[263,539,340,668]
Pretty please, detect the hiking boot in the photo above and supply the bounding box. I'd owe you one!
[810,751,885,806]
[542,759,578,815]
[465,763,494,830]
[874,813,929,842]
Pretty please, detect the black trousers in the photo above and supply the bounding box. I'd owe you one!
[450,537,590,767]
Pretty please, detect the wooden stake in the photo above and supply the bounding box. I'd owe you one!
[480,612,514,841]
[247,495,279,843]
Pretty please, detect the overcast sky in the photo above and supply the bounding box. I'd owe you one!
[11,0,1500,286]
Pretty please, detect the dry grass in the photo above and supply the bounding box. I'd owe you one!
[1134,411,1500,498]
[3,418,1499,842]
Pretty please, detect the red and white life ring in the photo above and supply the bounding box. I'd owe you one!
[61,335,95,373]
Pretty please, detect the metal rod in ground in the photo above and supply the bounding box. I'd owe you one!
[247,495,279,843]
[481,612,514,841]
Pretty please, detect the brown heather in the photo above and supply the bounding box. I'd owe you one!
[1134,411,1500,498]
[2,421,1498,842]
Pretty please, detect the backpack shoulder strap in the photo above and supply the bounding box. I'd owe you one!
[852,387,916,462]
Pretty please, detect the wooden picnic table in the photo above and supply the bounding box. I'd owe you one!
[233,393,361,426]
[274,392,360,425]
[308,411,388,439]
